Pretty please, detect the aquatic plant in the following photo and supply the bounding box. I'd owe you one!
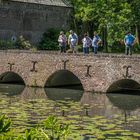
[42,115,70,140]
[0,115,11,133]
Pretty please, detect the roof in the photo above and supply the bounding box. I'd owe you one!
[11,0,72,7]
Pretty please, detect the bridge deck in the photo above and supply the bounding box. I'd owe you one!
[0,50,140,59]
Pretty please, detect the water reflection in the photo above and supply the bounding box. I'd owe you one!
[20,87,47,100]
[107,93,140,111]
[45,87,83,101]
[0,85,140,136]
[0,84,25,96]
[0,85,84,102]
[107,93,140,124]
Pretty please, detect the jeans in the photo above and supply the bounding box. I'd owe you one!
[125,45,133,55]
[60,45,66,53]
[83,47,89,54]
[92,47,98,54]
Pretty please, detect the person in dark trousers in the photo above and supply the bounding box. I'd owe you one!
[58,31,67,53]
[82,33,92,54]
[92,31,101,54]
[124,31,135,55]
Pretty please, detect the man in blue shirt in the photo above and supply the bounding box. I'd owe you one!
[124,31,135,55]
[92,31,101,54]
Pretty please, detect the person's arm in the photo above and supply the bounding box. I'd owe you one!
[97,36,102,45]
[58,36,62,43]
[124,37,126,46]
[68,35,70,45]
[75,33,78,45]
[91,38,94,47]
[132,35,136,46]
[65,35,67,44]
[87,37,92,47]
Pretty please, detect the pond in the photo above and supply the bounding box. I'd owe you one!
[0,84,140,139]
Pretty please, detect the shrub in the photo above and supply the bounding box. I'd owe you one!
[16,35,32,49]
[0,40,14,49]
[38,28,60,50]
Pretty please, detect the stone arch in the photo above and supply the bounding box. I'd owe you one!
[106,79,140,93]
[44,69,84,90]
[0,71,25,85]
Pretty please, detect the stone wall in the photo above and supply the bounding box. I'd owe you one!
[0,50,140,92]
[0,1,71,43]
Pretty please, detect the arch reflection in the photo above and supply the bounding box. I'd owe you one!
[0,84,25,96]
[45,87,83,101]
[107,93,140,111]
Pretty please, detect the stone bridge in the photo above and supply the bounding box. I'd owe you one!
[0,50,140,93]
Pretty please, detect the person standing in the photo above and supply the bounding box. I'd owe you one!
[82,33,88,54]
[86,33,92,54]
[68,30,78,53]
[58,31,67,53]
[92,31,101,54]
[82,33,92,54]
[124,31,135,55]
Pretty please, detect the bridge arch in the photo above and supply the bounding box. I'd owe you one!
[44,69,84,90]
[0,71,25,85]
[106,79,140,93]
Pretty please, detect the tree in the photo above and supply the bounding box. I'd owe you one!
[68,0,133,52]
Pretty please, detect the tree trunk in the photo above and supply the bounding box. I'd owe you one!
[102,26,108,53]
[135,24,140,47]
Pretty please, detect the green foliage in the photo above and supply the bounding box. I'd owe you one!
[16,36,33,49]
[0,36,33,50]
[42,115,70,140]
[0,115,11,133]
[0,40,15,49]
[38,28,60,50]
[69,0,140,53]
[0,115,70,140]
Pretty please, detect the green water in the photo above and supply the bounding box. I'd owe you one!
[0,84,140,139]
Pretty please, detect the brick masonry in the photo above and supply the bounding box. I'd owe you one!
[0,50,140,92]
[0,1,72,44]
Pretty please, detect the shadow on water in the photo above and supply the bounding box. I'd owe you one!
[0,84,25,96]
[0,83,84,102]
[107,93,140,111]
[45,86,84,102]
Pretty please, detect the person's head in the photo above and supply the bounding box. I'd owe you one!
[69,30,74,34]
[126,31,131,35]
[60,31,64,35]
[94,31,97,36]
[84,33,87,37]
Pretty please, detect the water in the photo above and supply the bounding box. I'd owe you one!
[0,84,140,139]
